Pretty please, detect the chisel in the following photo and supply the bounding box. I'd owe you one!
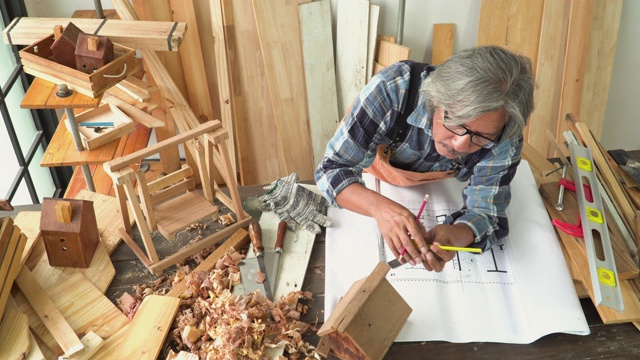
[270,220,287,297]
[249,221,273,300]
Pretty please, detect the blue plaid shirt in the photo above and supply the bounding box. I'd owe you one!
[315,61,523,251]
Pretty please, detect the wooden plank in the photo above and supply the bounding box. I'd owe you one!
[555,0,593,142]
[527,0,571,158]
[252,0,315,180]
[431,23,455,65]
[67,332,104,360]
[132,0,184,175]
[15,268,84,356]
[299,1,340,167]
[3,17,186,51]
[114,77,151,102]
[13,211,42,266]
[169,0,216,125]
[73,189,129,253]
[192,0,222,121]
[102,94,163,128]
[579,0,623,138]
[366,4,380,80]
[335,0,369,118]
[166,228,249,297]
[376,40,411,67]
[476,0,544,75]
[0,219,27,321]
[0,297,30,360]
[17,272,129,356]
[220,0,285,185]
[211,0,238,178]
[117,295,180,360]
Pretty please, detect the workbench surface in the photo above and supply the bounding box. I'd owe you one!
[6,184,640,359]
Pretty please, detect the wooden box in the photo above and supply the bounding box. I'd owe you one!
[317,262,412,360]
[40,198,100,268]
[19,33,137,98]
[65,103,135,150]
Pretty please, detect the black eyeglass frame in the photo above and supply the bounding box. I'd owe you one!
[442,110,503,149]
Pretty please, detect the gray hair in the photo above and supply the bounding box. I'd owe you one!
[421,46,534,141]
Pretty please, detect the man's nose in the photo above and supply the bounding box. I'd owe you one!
[450,133,474,152]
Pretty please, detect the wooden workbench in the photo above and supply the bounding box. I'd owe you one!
[5,184,640,359]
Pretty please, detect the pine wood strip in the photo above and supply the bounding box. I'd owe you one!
[0,297,30,360]
[115,77,151,102]
[376,40,411,67]
[578,0,623,138]
[335,0,369,118]
[252,0,315,180]
[0,220,27,321]
[192,0,221,121]
[365,4,380,80]
[15,268,84,356]
[3,17,185,51]
[18,272,129,356]
[132,0,184,175]
[220,0,284,185]
[117,295,180,359]
[299,1,340,167]
[554,0,593,141]
[167,227,249,297]
[169,0,215,125]
[431,24,454,65]
[527,0,571,157]
[211,0,237,178]
[66,331,104,360]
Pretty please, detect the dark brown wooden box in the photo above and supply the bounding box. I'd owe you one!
[40,198,100,268]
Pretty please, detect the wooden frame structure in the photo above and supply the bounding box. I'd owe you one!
[103,120,250,274]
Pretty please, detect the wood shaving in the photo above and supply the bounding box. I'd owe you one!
[218,213,236,226]
[163,250,320,359]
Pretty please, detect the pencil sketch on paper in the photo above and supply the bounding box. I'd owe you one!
[383,198,516,285]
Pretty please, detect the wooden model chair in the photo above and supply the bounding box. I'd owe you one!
[104,120,250,274]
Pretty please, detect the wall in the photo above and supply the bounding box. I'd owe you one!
[601,0,640,150]
[26,0,636,151]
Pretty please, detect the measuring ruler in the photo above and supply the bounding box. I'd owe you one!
[569,142,624,311]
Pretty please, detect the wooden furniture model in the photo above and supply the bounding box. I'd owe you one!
[40,198,100,268]
[317,262,412,360]
[103,120,250,275]
[75,33,114,74]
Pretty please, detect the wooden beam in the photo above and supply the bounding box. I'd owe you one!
[15,268,84,355]
[2,17,186,51]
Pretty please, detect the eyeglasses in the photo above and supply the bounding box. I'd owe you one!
[442,110,502,149]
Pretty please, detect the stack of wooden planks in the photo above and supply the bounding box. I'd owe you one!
[477,0,623,160]
[523,114,640,329]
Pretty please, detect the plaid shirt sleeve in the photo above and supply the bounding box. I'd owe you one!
[314,63,411,206]
[446,136,524,251]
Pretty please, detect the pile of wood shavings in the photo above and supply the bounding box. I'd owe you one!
[165,251,320,360]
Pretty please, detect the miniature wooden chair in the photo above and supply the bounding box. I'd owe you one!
[103,120,250,274]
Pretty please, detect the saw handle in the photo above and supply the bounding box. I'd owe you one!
[275,221,287,253]
[249,221,263,256]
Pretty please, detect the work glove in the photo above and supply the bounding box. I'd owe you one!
[259,173,333,234]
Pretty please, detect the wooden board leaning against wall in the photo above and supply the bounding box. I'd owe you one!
[477,0,623,159]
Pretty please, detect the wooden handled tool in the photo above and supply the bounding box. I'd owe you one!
[270,221,288,296]
[248,221,272,299]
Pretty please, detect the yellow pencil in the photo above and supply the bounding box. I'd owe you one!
[436,245,483,253]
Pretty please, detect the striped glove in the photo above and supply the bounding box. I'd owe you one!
[259,173,332,234]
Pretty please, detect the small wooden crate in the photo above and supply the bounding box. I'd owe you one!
[19,33,137,98]
[66,103,135,150]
